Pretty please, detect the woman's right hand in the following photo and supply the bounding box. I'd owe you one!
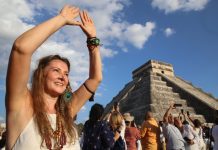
[59,5,80,25]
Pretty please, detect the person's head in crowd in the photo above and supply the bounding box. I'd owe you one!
[182,120,189,125]
[89,103,104,123]
[174,117,183,128]
[109,111,123,130]
[159,121,164,127]
[168,113,174,124]
[123,113,134,127]
[145,111,153,120]
[193,119,201,128]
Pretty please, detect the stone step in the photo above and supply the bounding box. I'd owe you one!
[168,99,188,107]
[160,97,187,103]
[151,85,173,92]
[160,103,187,108]
[150,75,162,81]
[153,91,180,99]
[150,80,167,86]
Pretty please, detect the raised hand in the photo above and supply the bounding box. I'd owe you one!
[170,103,176,109]
[78,11,96,38]
[59,5,80,25]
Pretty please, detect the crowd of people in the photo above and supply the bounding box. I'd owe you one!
[1,3,218,150]
[79,103,217,150]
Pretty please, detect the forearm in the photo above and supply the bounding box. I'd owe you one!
[188,116,194,124]
[86,45,102,88]
[13,15,66,55]
[163,107,171,122]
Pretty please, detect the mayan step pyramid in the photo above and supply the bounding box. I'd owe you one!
[104,60,218,125]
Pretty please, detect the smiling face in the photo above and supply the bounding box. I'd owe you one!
[43,59,69,97]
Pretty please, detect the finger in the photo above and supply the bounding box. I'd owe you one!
[71,6,79,13]
[83,11,89,22]
[84,11,90,22]
[79,11,85,25]
[89,17,94,24]
[86,12,93,23]
[73,9,80,17]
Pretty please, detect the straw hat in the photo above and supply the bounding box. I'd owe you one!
[123,113,134,122]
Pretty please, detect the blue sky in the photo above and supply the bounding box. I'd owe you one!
[0,0,217,123]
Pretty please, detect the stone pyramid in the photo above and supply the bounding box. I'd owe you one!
[104,60,217,125]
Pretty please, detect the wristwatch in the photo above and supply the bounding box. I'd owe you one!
[87,37,100,46]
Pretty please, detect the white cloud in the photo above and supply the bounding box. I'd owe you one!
[81,106,87,112]
[0,0,156,100]
[0,0,34,77]
[164,27,175,37]
[28,0,154,51]
[100,47,118,58]
[123,22,156,49]
[151,0,209,14]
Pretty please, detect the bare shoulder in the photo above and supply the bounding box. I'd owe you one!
[6,91,34,149]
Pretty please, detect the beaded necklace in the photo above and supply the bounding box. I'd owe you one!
[44,113,67,150]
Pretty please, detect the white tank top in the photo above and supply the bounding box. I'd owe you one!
[13,114,81,150]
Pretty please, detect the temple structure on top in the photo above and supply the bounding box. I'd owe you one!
[104,60,217,124]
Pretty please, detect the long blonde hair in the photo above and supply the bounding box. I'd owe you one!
[109,111,123,131]
[31,55,76,145]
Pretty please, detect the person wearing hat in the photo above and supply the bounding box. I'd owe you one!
[124,113,141,150]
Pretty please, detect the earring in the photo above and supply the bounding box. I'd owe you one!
[62,85,72,103]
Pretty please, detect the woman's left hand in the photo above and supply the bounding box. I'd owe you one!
[78,11,96,38]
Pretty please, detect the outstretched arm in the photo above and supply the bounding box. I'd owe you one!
[6,5,80,113]
[69,11,102,117]
[163,104,175,123]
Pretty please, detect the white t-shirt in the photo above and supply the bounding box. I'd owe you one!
[182,124,199,150]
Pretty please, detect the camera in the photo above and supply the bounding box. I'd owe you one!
[173,104,182,107]
[187,111,190,116]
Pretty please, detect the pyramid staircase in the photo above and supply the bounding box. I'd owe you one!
[149,72,206,123]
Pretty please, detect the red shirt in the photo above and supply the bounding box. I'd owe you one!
[125,127,141,150]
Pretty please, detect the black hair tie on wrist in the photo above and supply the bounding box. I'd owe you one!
[83,83,95,101]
